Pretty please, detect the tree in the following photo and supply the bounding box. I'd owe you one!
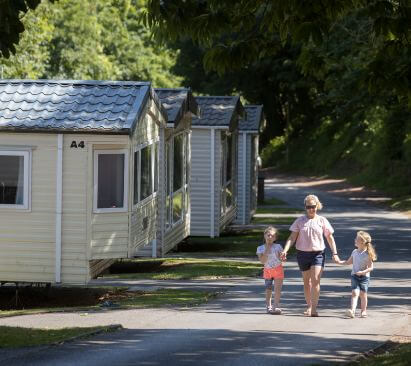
[0,0,182,87]
[144,0,411,100]
[0,0,48,58]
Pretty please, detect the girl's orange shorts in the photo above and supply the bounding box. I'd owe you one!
[263,265,284,280]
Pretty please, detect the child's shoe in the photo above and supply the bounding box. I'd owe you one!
[345,309,355,318]
[266,306,274,314]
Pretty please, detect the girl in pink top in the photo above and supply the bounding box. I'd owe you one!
[281,194,339,317]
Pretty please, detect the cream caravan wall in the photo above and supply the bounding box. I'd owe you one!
[0,133,57,283]
[190,129,221,237]
[129,100,162,256]
[162,115,191,254]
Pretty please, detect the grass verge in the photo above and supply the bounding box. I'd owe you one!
[261,197,287,205]
[0,325,117,348]
[348,339,411,366]
[106,258,262,280]
[256,207,301,214]
[389,196,411,212]
[173,229,288,257]
[0,287,219,318]
[251,216,296,226]
[118,288,219,308]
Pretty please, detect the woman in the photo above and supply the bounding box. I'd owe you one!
[281,194,338,317]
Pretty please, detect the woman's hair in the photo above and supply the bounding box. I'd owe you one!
[304,194,323,210]
[264,226,277,242]
[357,230,377,261]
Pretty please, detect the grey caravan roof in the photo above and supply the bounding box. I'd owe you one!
[154,88,199,126]
[239,105,265,132]
[192,96,244,128]
[0,79,167,135]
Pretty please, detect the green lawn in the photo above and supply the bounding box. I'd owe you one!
[251,216,296,226]
[261,197,287,205]
[389,196,411,211]
[256,206,301,214]
[173,229,288,256]
[0,325,116,348]
[347,342,411,366]
[106,258,262,280]
[0,287,218,318]
[118,288,218,307]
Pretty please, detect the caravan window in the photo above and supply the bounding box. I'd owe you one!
[140,145,153,200]
[0,151,30,209]
[94,150,128,212]
[134,140,158,206]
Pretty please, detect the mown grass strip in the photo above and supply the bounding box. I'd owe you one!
[118,289,219,308]
[347,341,411,366]
[261,197,287,205]
[256,206,301,214]
[0,288,219,318]
[251,216,296,226]
[106,258,262,280]
[174,229,288,256]
[0,325,117,348]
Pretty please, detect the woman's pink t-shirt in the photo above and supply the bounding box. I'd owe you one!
[289,215,334,252]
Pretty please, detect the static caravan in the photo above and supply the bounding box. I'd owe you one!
[136,88,199,256]
[0,79,166,285]
[190,96,244,237]
[235,105,265,224]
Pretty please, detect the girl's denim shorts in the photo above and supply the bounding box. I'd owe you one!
[351,274,370,292]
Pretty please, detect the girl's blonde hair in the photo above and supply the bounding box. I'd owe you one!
[304,194,323,210]
[357,230,377,261]
[264,226,277,242]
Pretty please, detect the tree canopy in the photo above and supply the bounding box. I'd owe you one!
[163,2,411,195]
[0,0,45,58]
[144,0,411,101]
[0,0,182,87]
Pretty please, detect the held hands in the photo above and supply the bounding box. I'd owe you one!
[333,255,342,264]
[280,251,287,262]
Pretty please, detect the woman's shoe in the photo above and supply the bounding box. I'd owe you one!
[272,308,282,315]
[360,311,367,318]
[303,309,311,316]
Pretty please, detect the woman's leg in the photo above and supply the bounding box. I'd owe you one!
[302,269,312,312]
[310,265,323,314]
[273,279,283,308]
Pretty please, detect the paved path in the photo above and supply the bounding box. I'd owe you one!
[1,176,410,365]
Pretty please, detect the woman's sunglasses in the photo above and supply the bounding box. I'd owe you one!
[305,205,317,209]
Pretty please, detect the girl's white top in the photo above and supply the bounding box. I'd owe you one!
[256,243,283,269]
[351,249,371,277]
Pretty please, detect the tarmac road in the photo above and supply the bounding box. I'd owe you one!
[0,175,409,365]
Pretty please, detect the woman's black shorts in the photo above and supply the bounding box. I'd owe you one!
[296,250,325,272]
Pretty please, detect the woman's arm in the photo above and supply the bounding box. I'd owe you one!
[325,233,339,262]
[280,232,298,260]
[335,255,353,265]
